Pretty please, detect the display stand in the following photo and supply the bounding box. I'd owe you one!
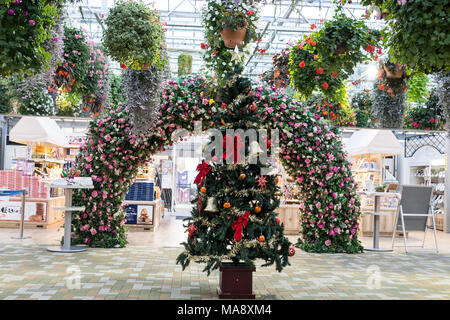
[47,179,93,253]
[1,189,31,240]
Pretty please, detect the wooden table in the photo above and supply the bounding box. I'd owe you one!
[47,180,93,253]
[358,191,401,252]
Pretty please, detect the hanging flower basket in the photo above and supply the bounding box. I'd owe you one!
[217,262,255,299]
[384,64,403,78]
[220,28,247,48]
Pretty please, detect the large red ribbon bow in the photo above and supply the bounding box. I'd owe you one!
[231,211,250,242]
[194,161,211,186]
[223,134,244,164]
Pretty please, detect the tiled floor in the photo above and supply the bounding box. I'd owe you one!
[0,214,449,300]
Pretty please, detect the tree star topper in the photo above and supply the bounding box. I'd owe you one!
[231,45,244,63]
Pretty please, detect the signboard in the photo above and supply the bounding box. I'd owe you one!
[124,204,154,225]
[0,201,47,222]
[66,133,86,147]
[125,204,138,224]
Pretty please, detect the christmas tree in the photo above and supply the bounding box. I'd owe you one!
[176,70,292,275]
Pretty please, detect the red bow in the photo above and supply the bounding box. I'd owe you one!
[223,134,244,164]
[194,161,210,186]
[231,211,250,242]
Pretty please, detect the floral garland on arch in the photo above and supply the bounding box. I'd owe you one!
[71,74,363,253]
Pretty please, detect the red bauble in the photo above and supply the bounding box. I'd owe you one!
[249,103,257,112]
[288,247,295,256]
[276,218,280,224]
[188,225,196,238]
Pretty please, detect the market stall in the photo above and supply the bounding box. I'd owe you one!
[0,117,67,229]
[345,129,403,237]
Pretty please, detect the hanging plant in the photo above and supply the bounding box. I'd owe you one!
[80,40,110,116]
[202,0,260,78]
[0,78,12,114]
[260,48,291,88]
[289,11,381,100]
[356,0,450,74]
[102,0,167,70]
[404,90,445,131]
[351,91,374,128]
[0,0,64,76]
[372,58,408,128]
[56,90,82,117]
[305,92,356,127]
[18,87,54,116]
[122,48,169,136]
[50,25,90,95]
[406,73,429,104]
[177,53,193,76]
[109,73,127,106]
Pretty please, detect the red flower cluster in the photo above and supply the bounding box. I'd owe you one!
[365,44,375,53]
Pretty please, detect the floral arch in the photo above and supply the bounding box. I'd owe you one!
[71,74,362,254]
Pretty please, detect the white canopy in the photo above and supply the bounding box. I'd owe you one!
[345,129,402,156]
[9,116,67,148]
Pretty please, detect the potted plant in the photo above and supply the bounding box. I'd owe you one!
[201,0,259,78]
[216,1,258,48]
[289,10,382,100]
[372,59,408,129]
[375,184,386,192]
[383,63,404,79]
[102,0,167,70]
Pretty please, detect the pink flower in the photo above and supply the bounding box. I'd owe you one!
[29,20,36,26]
[90,228,97,235]
[8,9,15,15]
[325,239,331,246]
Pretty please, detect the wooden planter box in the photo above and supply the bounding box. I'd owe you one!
[217,263,256,299]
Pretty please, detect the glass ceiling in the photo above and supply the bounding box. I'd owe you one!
[65,0,386,90]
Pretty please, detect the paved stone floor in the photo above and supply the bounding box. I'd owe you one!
[0,214,449,300]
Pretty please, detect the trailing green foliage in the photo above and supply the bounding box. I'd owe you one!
[0,78,12,114]
[357,0,450,73]
[109,73,127,106]
[178,53,193,76]
[406,73,429,104]
[351,91,374,128]
[289,10,381,99]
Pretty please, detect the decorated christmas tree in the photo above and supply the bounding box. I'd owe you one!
[176,69,292,275]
